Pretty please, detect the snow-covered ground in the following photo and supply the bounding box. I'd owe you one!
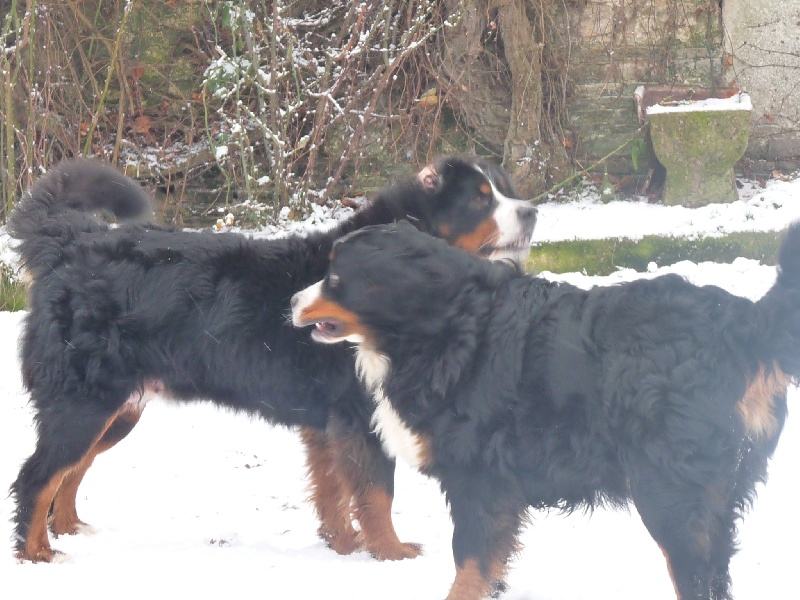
[1,174,799,599]
[534,177,800,244]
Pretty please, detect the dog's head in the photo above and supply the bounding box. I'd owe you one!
[291,221,520,348]
[411,157,536,264]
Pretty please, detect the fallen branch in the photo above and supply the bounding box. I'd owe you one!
[530,126,646,204]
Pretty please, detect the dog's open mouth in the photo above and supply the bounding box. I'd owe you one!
[311,319,345,342]
[481,237,532,260]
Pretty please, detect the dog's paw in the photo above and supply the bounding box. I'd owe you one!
[490,579,508,598]
[369,540,423,561]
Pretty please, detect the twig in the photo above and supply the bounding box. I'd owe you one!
[529,126,646,204]
[82,1,132,156]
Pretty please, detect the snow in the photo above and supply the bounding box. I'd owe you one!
[2,174,800,599]
[644,91,752,115]
[534,176,797,243]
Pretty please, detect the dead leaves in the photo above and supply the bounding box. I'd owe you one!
[131,115,152,135]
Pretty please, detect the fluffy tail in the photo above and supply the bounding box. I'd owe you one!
[8,158,152,275]
[757,221,800,378]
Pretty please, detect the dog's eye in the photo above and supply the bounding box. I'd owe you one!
[472,194,491,208]
[328,273,340,288]
[471,182,493,208]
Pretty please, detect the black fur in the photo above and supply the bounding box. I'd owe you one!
[294,221,800,600]
[8,157,536,562]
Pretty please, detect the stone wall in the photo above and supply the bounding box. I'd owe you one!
[565,0,799,178]
[723,0,800,171]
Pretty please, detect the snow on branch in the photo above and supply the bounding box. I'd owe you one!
[201,0,461,216]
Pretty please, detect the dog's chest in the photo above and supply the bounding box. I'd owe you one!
[356,348,425,469]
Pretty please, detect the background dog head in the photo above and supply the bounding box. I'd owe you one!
[413,157,536,263]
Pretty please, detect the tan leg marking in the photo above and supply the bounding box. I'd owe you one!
[21,385,156,561]
[49,402,144,536]
[446,558,495,600]
[355,486,422,560]
[444,506,522,598]
[49,452,97,537]
[658,545,682,600]
[303,422,424,561]
[19,469,70,562]
[300,427,361,555]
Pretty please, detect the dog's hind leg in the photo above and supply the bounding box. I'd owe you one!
[12,407,120,561]
[13,384,155,562]
[706,429,783,600]
[49,389,152,537]
[630,463,735,600]
[705,507,738,600]
[299,426,361,555]
[48,450,103,538]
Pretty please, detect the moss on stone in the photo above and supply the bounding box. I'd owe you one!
[527,229,785,275]
[648,108,751,206]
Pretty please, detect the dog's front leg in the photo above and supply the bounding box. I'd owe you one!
[443,474,526,600]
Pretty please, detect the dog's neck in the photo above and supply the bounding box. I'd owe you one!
[356,346,428,469]
[355,345,390,394]
[331,180,431,241]
[272,179,431,288]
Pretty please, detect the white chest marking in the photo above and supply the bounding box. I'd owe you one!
[356,347,425,469]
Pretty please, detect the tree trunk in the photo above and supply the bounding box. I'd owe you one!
[436,0,511,157]
[496,0,547,196]
[435,0,566,198]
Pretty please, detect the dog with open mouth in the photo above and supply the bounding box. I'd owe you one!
[293,220,800,600]
[8,156,535,564]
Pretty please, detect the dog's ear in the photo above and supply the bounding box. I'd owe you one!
[392,219,421,234]
[417,164,439,190]
[428,283,486,395]
[429,261,519,395]
[430,335,477,396]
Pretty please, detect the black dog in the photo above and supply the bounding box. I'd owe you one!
[292,221,800,600]
[8,157,536,563]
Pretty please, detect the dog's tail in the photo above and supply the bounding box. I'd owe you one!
[756,221,800,378]
[8,159,152,275]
